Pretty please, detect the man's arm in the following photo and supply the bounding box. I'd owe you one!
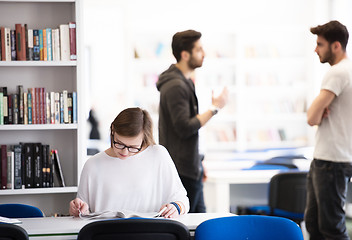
[197,88,228,127]
[307,89,335,126]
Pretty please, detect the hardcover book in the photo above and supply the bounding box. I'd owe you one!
[69,22,76,61]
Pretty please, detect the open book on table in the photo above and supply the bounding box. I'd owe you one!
[79,207,166,220]
[0,216,22,224]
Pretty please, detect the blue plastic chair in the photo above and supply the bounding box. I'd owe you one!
[0,204,44,218]
[194,215,304,240]
[0,223,29,240]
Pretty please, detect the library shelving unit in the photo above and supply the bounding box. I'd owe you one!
[0,0,85,216]
[128,27,314,155]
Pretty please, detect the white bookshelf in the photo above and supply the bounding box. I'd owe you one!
[0,0,85,216]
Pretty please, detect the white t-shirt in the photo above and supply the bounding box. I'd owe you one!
[77,144,190,213]
[314,58,352,162]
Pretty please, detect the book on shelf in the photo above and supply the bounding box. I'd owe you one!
[18,85,24,124]
[1,145,7,189]
[72,92,77,123]
[52,149,65,187]
[1,27,11,61]
[52,28,60,61]
[23,143,34,188]
[13,144,22,189]
[33,143,42,188]
[67,92,73,123]
[69,22,76,61]
[10,29,16,61]
[46,28,52,61]
[27,90,32,124]
[33,29,40,61]
[2,87,8,124]
[12,93,18,124]
[43,28,47,61]
[39,29,43,61]
[59,24,70,61]
[7,94,12,124]
[0,89,3,125]
[7,149,14,189]
[63,90,69,123]
[23,92,28,125]
[15,24,26,61]
[27,27,34,61]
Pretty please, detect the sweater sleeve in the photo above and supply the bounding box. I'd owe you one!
[158,146,190,213]
[163,81,201,139]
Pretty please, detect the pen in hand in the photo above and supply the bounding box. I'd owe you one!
[156,207,167,217]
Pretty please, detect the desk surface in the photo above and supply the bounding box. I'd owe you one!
[18,213,234,239]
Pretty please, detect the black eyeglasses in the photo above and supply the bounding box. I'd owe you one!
[112,140,142,153]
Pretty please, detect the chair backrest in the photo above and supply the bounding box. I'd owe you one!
[0,223,29,240]
[194,215,304,240]
[269,171,307,220]
[0,204,44,218]
[77,218,190,240]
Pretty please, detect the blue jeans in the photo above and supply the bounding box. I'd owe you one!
[305,159,352,240]
[180,171,206,213]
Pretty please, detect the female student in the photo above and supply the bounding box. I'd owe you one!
[69,107,189,218]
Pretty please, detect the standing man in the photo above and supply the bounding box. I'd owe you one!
[305,20,352,240]
[156,30,228,213]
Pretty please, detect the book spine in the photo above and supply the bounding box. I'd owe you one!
[35,88,40,124]
[7,94,12,124]
[3,87,8,124]
[5,28,11,61]
[46,92,50,124]
[53,149,65,187]
[7,149,14,189]
[59,24,70,61]
[42,145,48,187]
[18,85,24,124]
[1,27,5,61]
[60,92,64,123]
[27,28,34,61]
[30,88,35,124]
[10,29,16,61]
[72,92,77,123]
[39,29,43,61]
[33,29,40,61]
[0,90,3,125]
[50,92,55,124]
[1,145,7,189]
[23,143,33,188]
[27,91,32,124]
[43,29,47,61]
[69,22,77,61]
[13,93,18,124]
[33,143,42,188]
[13,144,22,189]
[63,90,68,123]
[23,92,28,125]
[54,92,60,124]
[46,28,52,61]
[68,92,73,123]
[15,24,23,60]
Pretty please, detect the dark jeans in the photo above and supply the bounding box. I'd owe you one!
[305,159,352,240]
[180,171,206,213]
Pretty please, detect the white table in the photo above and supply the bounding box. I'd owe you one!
[18,213,235,239]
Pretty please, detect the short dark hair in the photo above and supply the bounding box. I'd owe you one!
[310,20,349,51]
[110,107,155,148]
[172,30,202,62]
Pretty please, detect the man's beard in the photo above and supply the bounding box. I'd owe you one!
[188,56,203,69]
[319,46,334,64]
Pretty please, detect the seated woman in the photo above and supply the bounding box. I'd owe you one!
[69,107,189,218]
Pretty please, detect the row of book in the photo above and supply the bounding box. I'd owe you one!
[0,143,65,190]
[0,86,77,125]
[0,22,76,61]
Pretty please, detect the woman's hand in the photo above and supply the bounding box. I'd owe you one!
[159,202,182,218]
[69,198,89,217]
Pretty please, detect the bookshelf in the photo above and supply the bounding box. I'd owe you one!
[0,0,84,216]
[128,26,314,155]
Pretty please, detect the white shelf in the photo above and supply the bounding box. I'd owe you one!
[0,124,78,130]
[0,187,77,195]
[0,61,77,67]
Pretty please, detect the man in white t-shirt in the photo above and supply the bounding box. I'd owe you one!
[305,20,352,240]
